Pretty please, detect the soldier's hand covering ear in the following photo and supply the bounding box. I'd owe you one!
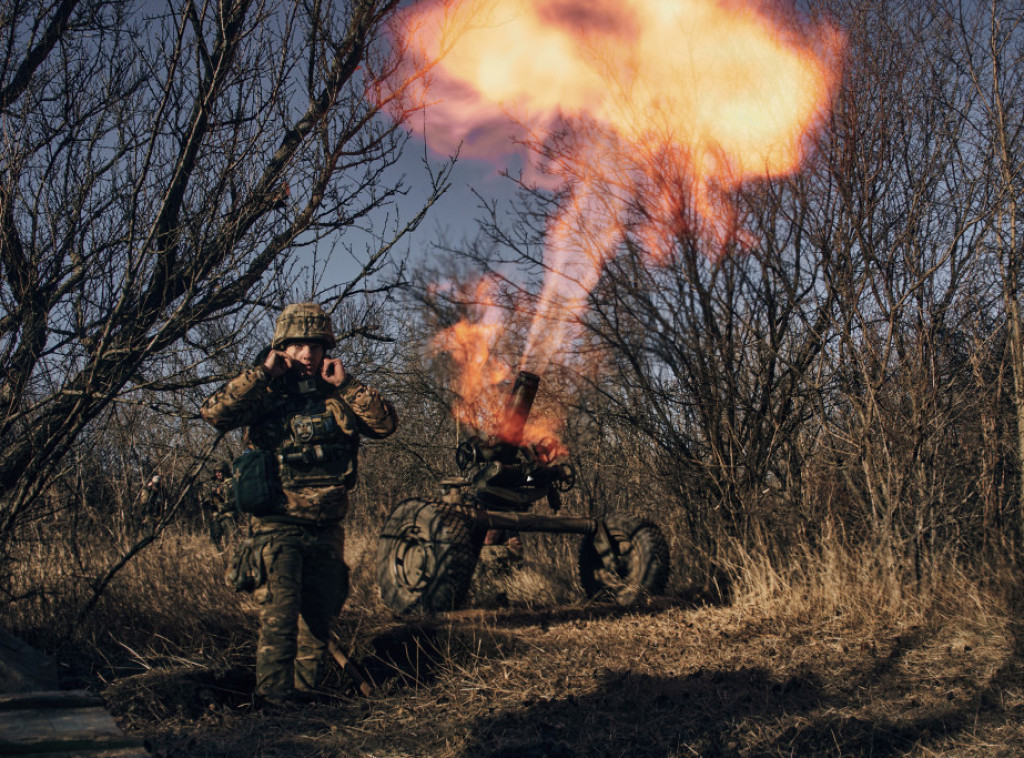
[263,349,295,378]
[321,357,347,387]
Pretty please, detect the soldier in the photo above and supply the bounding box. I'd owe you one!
[200,303,397,707]
[139,474,166,520]
[202,462,234,549]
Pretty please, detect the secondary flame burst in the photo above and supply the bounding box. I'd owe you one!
[430,277,565,452]
[395,0,842,447]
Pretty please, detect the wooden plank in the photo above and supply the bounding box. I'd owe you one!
[0,690,103,711]
[27,749,150,758]
[0,705,145,754]
[0,628,58,694]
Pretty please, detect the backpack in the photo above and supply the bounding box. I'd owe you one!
[231,449,281,515]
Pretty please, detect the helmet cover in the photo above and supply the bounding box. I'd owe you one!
[271,302,337,350]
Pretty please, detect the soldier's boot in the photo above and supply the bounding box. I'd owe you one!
[255,624,298,701]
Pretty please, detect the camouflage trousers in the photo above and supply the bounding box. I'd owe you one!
[252,521,348,697]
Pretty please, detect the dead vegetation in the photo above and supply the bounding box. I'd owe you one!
[6,520,1024,757]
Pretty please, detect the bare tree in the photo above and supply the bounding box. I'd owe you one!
[0,0,451,544]
[790,0,990,572]
[939,0,1024,534]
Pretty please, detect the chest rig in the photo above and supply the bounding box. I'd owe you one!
[252,375,360,489]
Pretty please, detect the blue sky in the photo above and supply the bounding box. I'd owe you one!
[330,133,526,287]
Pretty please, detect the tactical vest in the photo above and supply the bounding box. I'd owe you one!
[248,376,360,490]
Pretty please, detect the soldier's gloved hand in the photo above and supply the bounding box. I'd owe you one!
[321,357,347,387]
[262,349,295,378]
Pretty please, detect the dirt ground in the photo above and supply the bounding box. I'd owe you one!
[103,593,1024,757]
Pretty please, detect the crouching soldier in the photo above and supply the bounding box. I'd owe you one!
[200,303,397,706]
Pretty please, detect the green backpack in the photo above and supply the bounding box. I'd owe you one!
[231,449,281,515]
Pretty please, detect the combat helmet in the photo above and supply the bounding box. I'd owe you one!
[271,302,337,350]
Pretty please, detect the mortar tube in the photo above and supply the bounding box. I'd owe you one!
[501,370,540,445]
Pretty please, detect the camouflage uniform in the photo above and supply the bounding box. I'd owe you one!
[139,475,166,520]
[200,303,397,701]
[203,465,234,549]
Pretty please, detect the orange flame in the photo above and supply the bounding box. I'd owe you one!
[430,277,511,436]
[429,278,569,450]
[398,0,842,442]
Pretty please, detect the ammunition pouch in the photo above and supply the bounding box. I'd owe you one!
[278,445,332,466]
[231,449,282,515]
[225,537,265,592]
[276,441,358,489]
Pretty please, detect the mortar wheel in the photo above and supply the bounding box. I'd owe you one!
[578,516,669,604]
[377,499,479,615]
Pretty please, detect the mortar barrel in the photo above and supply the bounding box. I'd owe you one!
[501,370,540,444]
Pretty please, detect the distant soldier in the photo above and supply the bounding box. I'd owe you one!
[199,303,397,707]
[202,462,234,549]
[139,474,166,519]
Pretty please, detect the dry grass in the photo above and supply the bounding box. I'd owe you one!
[5,521,1024,756]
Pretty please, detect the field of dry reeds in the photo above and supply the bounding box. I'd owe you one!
[5,509,1024,758]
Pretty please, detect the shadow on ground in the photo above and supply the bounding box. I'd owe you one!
[462,666,971,758]
[104,599,1024,756]
[347,603,681,691]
